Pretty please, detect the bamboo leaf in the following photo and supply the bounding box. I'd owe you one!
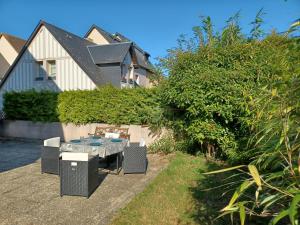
[272,209,289,225]
[203,165,246,175]
[248,165,262,187]
[222,180,254,211]
[239,203,246,225]
[289,194,300,225]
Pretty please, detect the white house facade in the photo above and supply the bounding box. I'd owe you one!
[0,21,154,110]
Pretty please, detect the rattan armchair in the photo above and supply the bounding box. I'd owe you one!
[41,137,61,175]
[123,143,147,174]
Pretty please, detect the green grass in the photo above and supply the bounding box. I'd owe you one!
[111,152,232,225]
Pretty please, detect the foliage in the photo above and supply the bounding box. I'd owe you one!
[148,133,191,154]
[3,85,161,125]
[3,90,59,122]
[205,76,300,224]
[159,14,300,163]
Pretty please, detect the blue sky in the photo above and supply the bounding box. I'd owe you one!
[0,0,299,63]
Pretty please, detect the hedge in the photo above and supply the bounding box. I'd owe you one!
[3,85,161,125]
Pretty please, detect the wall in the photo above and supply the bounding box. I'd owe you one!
[0,36,18,64]
[86,28,110,45]
[0,25,97,109]
[0,120,164,145]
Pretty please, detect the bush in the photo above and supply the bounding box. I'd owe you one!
[148,133,193,154]
[3,90,59,122]
[159,19,300,163]
[3,85,161,125]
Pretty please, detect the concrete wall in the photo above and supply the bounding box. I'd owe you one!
[0,120,163,145]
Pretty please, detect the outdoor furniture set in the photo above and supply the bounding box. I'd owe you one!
[41,126,148,198]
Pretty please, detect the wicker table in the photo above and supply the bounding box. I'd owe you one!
[60,137,128,173]
[61,137,127,157]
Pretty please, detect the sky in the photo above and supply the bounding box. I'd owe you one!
[0,0,299,64]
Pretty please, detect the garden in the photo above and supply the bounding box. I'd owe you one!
[3,12,300,225]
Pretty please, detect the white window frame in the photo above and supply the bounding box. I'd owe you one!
[35,60,44,81]
[47,60,56,80]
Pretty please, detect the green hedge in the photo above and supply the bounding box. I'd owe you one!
[3,85,161,125]
[3,90,59,122]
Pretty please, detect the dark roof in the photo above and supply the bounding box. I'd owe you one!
[0,53,10,79]
[0,21,114,88]
[43,22,110,85]
[133,48,152,71]
[85,25,151,57]
[88,42,132,65]
[0,33,26,53]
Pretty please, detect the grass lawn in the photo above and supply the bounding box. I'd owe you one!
[111,152,232,225]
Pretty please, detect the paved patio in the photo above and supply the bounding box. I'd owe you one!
[0,138,169,225]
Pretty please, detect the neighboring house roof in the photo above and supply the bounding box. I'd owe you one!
[0,21,113,88]
[0,53,10,79]
[84,25,152,64]
[88,42,132,65]
[0,33,26,53]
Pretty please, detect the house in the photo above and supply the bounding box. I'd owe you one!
[0,20,153,109]
[85,25,153,88]
[0,33,26,80]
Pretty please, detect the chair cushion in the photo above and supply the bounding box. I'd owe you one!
[61,152,89,161]
[105,132,120,139]
[44,137,61,147]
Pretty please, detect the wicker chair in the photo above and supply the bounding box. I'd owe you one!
[41,137,61,175]
[123,143,147,174]
[60,153,99,198]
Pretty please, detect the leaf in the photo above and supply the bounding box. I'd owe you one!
[203,165,246,175]
[289,194,300,225]
[271,89,277,96]
[222,180,254,211]
[248,165,262,187]
[272,209,289,225]
[239,203,246,225]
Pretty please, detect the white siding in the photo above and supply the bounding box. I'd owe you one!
[0,26,97,109]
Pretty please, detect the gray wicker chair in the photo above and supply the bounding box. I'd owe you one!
[123,143,147,174]
[41,137,60,175]
[60,153,99,198]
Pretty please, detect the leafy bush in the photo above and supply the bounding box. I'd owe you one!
[3,85,161,125]
[3,90,59,122]
[159,16,300,163]
[148,133,192,154]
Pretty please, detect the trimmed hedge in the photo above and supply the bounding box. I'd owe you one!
[3,85,161,125]
[3,90,59,122]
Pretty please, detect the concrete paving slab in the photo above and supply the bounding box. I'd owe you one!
[0,138,169,225]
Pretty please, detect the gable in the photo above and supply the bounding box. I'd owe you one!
[0,35,18,64]
[86,28,110,45]
[0,25,97,98]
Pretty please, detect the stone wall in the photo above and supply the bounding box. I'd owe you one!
[0,120,164,145]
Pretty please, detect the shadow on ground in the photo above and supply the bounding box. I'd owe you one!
[188,159,271,225]
[0,138,42,172]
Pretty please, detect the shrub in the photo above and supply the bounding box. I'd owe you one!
[3,85,161,125]
[148,133,177,154]
[159,17,300,163]
[3,90,59,122]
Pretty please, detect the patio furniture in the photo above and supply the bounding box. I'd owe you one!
[60,152,99,198]
[41,137,61,175]
[123,142,147,174]
[60,137,128,174]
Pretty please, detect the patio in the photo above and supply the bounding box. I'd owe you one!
[0,138,169,225]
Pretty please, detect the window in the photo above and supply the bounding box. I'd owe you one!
[47,60,56,79]
[35,61,44,80]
